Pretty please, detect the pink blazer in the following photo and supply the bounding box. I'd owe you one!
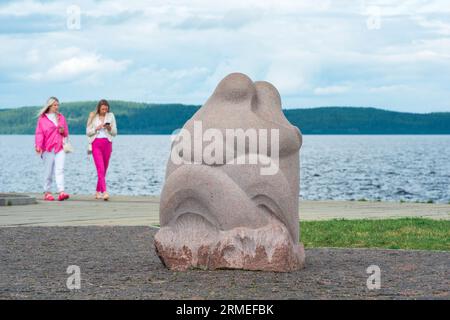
[35,113,69,153]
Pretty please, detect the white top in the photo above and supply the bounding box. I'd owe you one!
[46,113,58,126]
[94,117,108,139]
[86,112,117,143]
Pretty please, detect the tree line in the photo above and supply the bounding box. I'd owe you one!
[1,101,449,134]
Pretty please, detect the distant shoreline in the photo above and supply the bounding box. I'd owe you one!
[1,102,450,134]
[2,133,450,136]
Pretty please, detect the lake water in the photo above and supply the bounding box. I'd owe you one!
[0,135,449,203]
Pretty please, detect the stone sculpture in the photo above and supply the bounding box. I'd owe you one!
[154,72,305,272]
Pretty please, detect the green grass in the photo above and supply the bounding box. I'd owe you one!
[152,218,450,251]
[301,218,450,251]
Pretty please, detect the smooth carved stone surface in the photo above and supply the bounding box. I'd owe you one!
[155,73,304,272]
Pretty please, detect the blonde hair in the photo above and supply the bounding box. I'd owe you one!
[37,97,59,117]
[87,111,96,126]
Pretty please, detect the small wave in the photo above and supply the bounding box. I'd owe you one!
[395,189,413,196]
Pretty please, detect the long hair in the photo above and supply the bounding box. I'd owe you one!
[37,97,59,117]
[88,99,110,125]
[96,99,110,114]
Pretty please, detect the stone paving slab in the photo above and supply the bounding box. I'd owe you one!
[0,194,448,227]
[0,226,448,300]
[0,193,37,206]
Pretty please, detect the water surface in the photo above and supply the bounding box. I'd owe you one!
[0,135,449,202]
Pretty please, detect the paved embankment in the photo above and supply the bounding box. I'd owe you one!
[0,194,448,227]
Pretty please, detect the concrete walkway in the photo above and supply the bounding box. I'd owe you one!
[0,194,449,227]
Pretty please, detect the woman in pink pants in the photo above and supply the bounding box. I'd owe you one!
[86,99,117,200]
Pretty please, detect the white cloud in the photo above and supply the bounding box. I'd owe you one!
[28,53,130,82]
[0,0,63,16]
[0,0,450,112]
[413,16,450,36]
[368,85,409,93]
[266,63,310,95]
[314,85,350,95]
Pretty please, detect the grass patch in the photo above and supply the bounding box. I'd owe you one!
[152,218,449,251]
[301,218,450,251]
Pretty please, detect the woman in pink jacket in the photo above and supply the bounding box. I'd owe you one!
[35,97,70,201]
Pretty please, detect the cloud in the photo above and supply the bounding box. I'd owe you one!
[368,85,409,93]
[28,53,130,82]
[413,16,450,36]
[0,0,450,112]
[0,0,63,16]
[314,85,350,95]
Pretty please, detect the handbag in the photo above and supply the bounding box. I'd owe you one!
[63,137,74,153]
[57,113,74,154]
[87,143,92,155]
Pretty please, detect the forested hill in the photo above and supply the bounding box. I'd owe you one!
[0,101,449,134]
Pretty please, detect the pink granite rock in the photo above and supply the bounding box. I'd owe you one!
[154,73,305,272]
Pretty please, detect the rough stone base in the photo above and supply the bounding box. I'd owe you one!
[154,214,305,272]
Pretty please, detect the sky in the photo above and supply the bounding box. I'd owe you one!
[1,0,450,113]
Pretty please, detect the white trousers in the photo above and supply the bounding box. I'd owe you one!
[42,150,65,193]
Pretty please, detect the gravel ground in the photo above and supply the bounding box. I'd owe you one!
[0,226,448,300]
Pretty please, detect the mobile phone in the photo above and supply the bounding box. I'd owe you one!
[104,122,111,126]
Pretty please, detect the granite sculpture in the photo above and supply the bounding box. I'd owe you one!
[154,72,305,272]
